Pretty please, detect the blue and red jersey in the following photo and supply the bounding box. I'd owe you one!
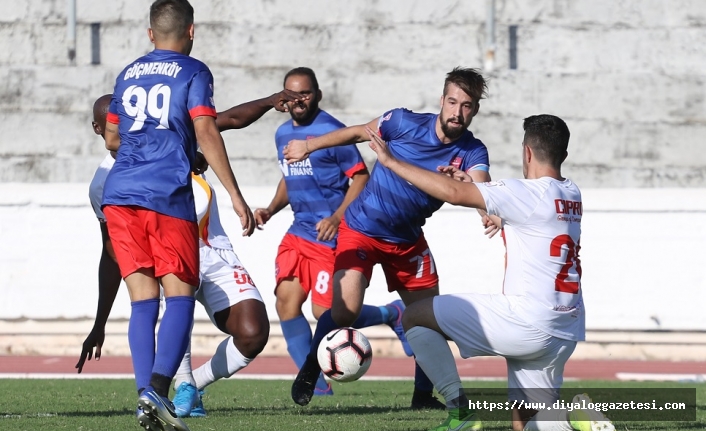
[275,110,366,248]
[102,49,217,222]
[345,108,490,243]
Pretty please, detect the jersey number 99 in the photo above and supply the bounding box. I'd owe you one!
[122,84,171,131]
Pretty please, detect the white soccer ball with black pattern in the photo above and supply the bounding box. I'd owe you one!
[317,327,373,382]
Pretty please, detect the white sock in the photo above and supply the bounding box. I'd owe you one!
[406,326,463,408]
[523,408,572,431]
[192,336,252,390]
[174,332,197,389]
[174,346,198,389]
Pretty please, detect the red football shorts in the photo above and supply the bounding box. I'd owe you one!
[275,233,334,309]
[103,205,199,287]
[334,219,439,292]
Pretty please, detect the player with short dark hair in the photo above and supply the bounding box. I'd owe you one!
[101,1,253,429]
[283,67,320,93]
[78,87,306,420]
[285,67,493,409]
[149,0,194,38]
[255,67,411,397]
[367,114,613,431]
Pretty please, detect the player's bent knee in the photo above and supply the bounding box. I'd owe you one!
[219,300,270,358]
[275,296,305,321]
[401,298,437,332]
[226,300,270,359]
[229,318,270,359]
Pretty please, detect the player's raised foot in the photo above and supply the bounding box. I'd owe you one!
[291,355,321,406]
[138,388,191,431]
[428,408,482,431]
[172,382,199,418]
[569,394,615,431]
[386,300,414,356]
[411,390,446,410]
[314,380,334,396]
[188,390,207,418]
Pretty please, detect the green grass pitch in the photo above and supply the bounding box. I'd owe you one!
[0,379,702,431]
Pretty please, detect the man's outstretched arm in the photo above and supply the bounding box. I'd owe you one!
[283,117,380,163]
[216,90,306,131]
[366,126,486,210]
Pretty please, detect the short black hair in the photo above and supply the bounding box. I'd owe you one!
[522,114,570,167]
[149,0,194,39]
[443,67,488,102]
[283,67,319,93]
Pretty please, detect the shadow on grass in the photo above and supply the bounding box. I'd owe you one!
[57,408,135,418]
[205,405,413,415]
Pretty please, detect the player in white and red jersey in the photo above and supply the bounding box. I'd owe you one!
[368,115,613,431]
[167,158,268,418]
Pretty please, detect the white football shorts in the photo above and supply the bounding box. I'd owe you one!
[196,245,263,323]
[434,293,576,405]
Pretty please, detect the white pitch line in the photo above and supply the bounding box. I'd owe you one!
[0,373,506,382]
[616,372,706,382]
[0,373,299,380]
[0,373,135,379]
[0,413,58,419]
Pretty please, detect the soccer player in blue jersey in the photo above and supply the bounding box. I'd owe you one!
[254,67,411,397]
[77,89,306,420]
[101,1,253,430]
[285,67,492,409]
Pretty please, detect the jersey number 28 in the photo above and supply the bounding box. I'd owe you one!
[122,84,171,131]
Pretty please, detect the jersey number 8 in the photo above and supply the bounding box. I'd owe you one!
[122,84,171,131]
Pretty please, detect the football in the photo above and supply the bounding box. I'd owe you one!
[317,327,373,382]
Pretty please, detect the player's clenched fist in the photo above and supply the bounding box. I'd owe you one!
[283,139,309,163]
[270,89,309,113]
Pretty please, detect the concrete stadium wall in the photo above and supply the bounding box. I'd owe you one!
[1,0,706,186]
[1,183,705,332]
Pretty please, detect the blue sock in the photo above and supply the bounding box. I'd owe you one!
[351,305,385,328]
[386,304,400,324]
[414,361,434,392]
[128,298,159,393]
[308,310,340,359]
[280,315,329,390]
[152,296,195,383]
[281,315,311,368]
